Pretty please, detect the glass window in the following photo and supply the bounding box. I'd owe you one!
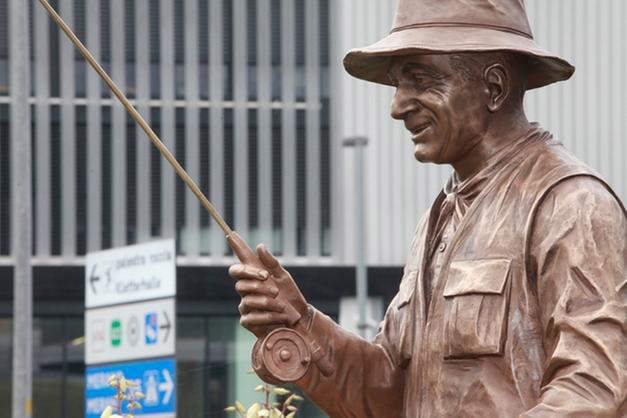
[65,317,86,418]
[50,105,62,255]
[150,107,162,237]
[0,318,12,418]
[100,0,111,98]
[198,0,209,100]
[199,108,211,255]
[0,0,9,96]
[223,0,233,101]
[101,106,112,249]
[31,316,84,418]
[49,0,61,98]
[149,0,161,99]
[74,0,87,98]
[0,104,10,255]
[270,0,281,101]
[76,106,88,255]
[125,0,137,99]
[271,109,282,254]
[247,0,257,101]
[295,0,306,102]
[296,110,306,256]
[176,316,206,416]
[126,114,137,245]
[33,317,64,416]
[174,0,185,100]
[223,109,234,246]
[175,107,186,254]
[320,99,331,256]
[248,109,258,243]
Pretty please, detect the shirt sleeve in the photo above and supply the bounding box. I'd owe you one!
[521,176,627,417]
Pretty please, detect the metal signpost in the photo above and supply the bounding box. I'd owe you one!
[85,239,177,418]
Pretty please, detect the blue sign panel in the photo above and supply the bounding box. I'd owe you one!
[85,358,176,418]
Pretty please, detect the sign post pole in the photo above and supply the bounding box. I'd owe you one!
[10,0,33,416]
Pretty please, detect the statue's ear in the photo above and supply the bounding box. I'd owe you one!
[483,64,510,113]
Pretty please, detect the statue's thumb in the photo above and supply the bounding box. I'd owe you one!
[256,244,282,275]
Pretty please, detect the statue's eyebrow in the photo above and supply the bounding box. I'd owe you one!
[401,63,447,80]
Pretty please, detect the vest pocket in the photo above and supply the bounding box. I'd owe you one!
[442,259,512,359]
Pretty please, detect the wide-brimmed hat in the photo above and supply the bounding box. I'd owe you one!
[344,0,574,90]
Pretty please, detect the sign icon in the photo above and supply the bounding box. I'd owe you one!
[90,319,105,353]
[142,368,174,406]
[160,310,172,343]
[143,370,160,406]
[110,319,122,347]
[145,312,158,345]
[159,368,174,404]
[128,316,139,347]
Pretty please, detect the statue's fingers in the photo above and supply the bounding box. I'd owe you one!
[228,264,269,281]
[240,311,287,327]
[238,295,285,315]
[256,244,289,279]
[235,279,279,297]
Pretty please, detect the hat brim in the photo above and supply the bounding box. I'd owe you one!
[343,26,574,90]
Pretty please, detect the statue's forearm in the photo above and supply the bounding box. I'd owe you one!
[295,308,404,418]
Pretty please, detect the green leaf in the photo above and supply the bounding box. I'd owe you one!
[291,395,304,402]
[254,385,265,392]
[287,405,297,411]
[286,412,296,418]
[258,409,270,417]
[224,406,237,412]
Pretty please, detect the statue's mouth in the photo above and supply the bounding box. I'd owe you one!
[410,122,432,142]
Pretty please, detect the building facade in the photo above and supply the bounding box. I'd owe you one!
[0,0,625,416]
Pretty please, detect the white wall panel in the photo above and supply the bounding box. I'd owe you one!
[338,0,627,265]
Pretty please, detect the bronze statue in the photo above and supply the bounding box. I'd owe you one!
[230,0,627,416]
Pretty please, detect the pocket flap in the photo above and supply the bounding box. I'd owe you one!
[397,271,417,309]
[443,259,511,297]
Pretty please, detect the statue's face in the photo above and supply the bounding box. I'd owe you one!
[388,54,490,165]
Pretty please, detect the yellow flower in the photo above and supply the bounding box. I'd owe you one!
[119,378,129,392]
[100,406,113,418]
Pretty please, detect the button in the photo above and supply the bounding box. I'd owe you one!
[438,242,447,252]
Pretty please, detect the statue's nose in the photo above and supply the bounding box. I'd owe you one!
[390,87,417,120]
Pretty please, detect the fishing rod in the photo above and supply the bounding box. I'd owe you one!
[37,0,332,382]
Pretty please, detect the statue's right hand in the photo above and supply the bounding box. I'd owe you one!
[229,245,309,338]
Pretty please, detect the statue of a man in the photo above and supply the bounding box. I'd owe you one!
[229,0,627,416]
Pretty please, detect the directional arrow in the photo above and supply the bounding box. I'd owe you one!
[159,310,171,343]
[158,368,174,405]
[89,264,100,294]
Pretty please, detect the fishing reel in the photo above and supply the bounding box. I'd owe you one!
[251,323,334,383]
[228,232,334,383]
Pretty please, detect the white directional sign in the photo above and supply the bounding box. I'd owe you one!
[85,239,176,308]
[85,298,175,365]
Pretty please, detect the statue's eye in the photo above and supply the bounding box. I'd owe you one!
[412,73,430,85]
